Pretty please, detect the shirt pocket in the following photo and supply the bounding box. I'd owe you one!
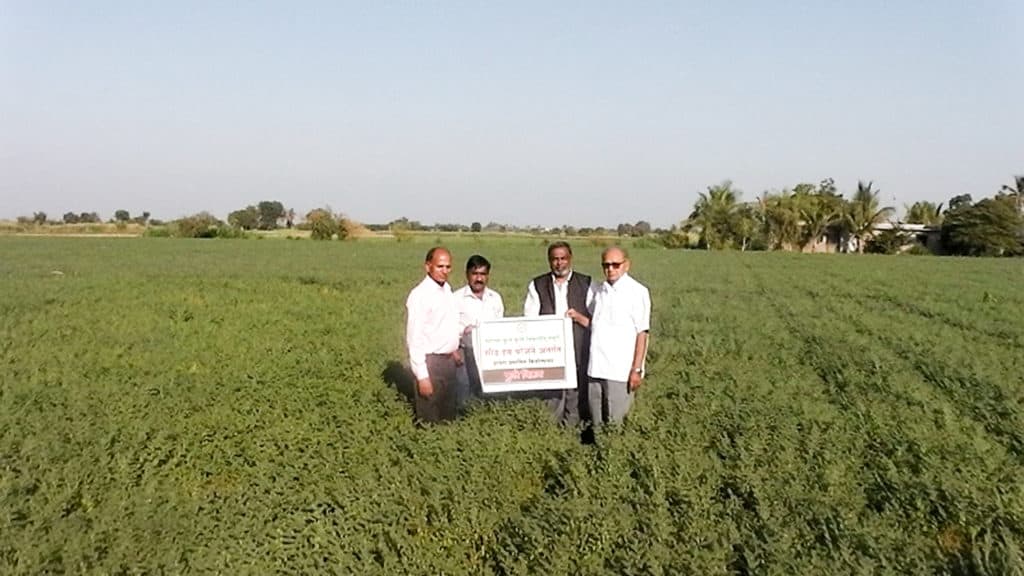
[592,294,620,325]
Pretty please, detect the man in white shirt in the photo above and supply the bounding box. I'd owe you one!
[581,246,650,426]
[523,241,592,426]
[454,254,505,406]
[405,247,463,423]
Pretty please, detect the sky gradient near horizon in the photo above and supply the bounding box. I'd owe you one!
[2,1,1022,227]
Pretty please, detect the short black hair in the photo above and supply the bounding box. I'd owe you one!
[425,246,449,263]
[466,254,491,272]
[547,241,572,258]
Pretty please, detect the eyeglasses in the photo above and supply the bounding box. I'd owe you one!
[601,261,624,269]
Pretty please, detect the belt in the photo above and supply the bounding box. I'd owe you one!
[427,352,456,358]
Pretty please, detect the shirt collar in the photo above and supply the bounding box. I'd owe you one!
[551,270,573,285]
[603,273,631,291]
[458,285,493,299]
[421,276,450,291]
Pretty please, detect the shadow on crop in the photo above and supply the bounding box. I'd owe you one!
[381,360,416,404]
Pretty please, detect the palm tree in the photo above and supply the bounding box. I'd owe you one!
[845,181,895,253]
[759,191,801,250]
[905,201,944,226]
[730,204,760,251]
[799,198,839,252]
[1001,175,1024,245]
[1001,175,1023,217]
[688,181,739,249]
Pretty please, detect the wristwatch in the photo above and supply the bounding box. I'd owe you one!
[632,367,643,374]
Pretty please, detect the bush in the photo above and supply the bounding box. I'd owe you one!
[144,227,172,238]
[306,209,338,240]
[173,213,224,238]
[631,237,662,250]
[391,223,413,243]
[865,229,910,255]
[214,226,248,239]
[660,230,690,249]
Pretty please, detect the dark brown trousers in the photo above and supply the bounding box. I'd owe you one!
[415,353,458,423]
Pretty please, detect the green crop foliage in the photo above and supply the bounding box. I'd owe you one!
[1,238,1022,574]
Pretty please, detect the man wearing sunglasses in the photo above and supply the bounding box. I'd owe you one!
[523,241,592,426]
[577,246,650,426]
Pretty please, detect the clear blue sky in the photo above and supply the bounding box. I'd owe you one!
[2,1,1021,227]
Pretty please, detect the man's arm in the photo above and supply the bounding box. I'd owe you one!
[628,331,649,391]
[405,292,433,397]
[455,288,473,335]
[566,308,590,328]
[628,287,652,391]
[523,280,540,317]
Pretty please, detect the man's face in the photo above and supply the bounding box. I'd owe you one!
[601,249,629,284]
[548,247,572,278]
[425,250,452,284]
[466,266,490,295]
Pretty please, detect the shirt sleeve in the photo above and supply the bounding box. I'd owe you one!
[633,286,651,333]
[496,293,505,318]
[523,280,540,317]
[454,289,472,333]
[585,284,597,315]
[406,290,430,381]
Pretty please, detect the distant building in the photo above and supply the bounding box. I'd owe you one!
[803,222,942,254]
[872,222,943,254]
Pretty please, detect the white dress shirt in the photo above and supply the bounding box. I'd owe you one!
[523,271,575,317]
[455,285,505,348]
[587,273,651,381]
[405,276,460,380]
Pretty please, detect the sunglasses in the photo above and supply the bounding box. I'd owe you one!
[601,261,624,269]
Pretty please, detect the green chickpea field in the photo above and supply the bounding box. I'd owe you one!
[2,237,1022,574]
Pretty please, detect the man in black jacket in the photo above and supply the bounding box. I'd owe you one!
[523,241,591,426]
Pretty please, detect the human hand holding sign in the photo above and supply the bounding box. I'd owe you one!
[566,308,590,328]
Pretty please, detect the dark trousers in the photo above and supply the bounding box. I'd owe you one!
[455,345,483,409]
[416,353,458,423]
[544,366,589,427]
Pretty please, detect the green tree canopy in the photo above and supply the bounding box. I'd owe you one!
[688,181,740,250]
[942,194,1022,256]
[905,201,944,226]
[306,208,339,240]
[257,201,285,230]
[845,181,894,253]
[228,206,259,230]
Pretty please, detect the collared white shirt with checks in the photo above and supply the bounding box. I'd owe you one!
[587,273,651,381]
[455,285,504,348]
[405,276,460,380]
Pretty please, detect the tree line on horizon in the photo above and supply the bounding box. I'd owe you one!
[13,176,1022,256]
[18,209,157,227]
[673,176,1023,257]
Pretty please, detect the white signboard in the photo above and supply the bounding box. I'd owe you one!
[471,316,577,393]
